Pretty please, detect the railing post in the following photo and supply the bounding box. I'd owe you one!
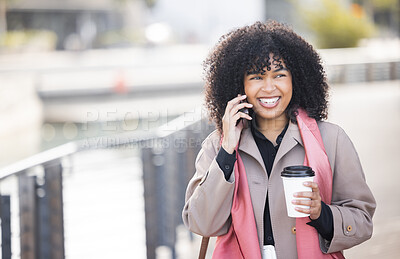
[18,162,65,259]
[19,173,37,259]
[141,118,215,259]
[142,145,159,259]
[1,194,12,259]
[163,134,182,259]
[142,135,186,259]
[37,161,65,259]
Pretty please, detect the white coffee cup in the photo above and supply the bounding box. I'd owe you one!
[281,166,315,218]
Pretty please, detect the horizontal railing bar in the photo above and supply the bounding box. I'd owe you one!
[0,142,78,180]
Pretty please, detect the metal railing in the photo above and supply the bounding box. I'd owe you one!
[0,108,215,259]
[326,61,400,84]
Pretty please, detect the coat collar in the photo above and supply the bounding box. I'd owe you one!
[238,125,266,173]
[274,120,303,166]
[238,120,304,173]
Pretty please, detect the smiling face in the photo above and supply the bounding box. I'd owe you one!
[244,54,293,127]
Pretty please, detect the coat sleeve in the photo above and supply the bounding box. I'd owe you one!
[322,127,376,253]
[182,131,235,237]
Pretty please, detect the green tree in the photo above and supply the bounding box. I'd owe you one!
[298,0,375,48]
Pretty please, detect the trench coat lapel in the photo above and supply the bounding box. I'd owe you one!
[238,127,267,174]
[273,121,304,169]
[239,121,303,173]
[238,122,304,176]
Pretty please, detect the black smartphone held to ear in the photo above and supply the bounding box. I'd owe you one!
[236,100,250,126]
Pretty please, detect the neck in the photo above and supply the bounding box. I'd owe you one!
[255,116,289,145]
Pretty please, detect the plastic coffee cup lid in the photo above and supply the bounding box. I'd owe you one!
[281,165,315,177]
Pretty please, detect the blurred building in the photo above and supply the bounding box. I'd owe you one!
[362,0,399,37]
[3,0,400,51]
[4,0,267,49]
[6,0,146,50]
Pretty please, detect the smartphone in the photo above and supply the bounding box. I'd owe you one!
[236,100,250,126]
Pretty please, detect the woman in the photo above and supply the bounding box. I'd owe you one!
[182,21,375,258]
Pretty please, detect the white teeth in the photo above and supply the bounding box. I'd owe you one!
[259,97,279,104]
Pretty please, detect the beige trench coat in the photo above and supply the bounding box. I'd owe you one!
[182,121,376,258]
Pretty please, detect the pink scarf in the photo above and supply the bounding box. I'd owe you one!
[212,109,344,258]
[296,109,344,259]
[212,144,262,259]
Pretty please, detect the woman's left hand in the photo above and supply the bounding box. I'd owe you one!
[292,181,322,220]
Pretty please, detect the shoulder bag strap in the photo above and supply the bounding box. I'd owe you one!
[198,236,210,259]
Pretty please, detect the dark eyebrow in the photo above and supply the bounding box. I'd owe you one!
[246,66,288,75]
[273,67,288,72]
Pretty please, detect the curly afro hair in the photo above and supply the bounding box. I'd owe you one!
[203,20,329,133]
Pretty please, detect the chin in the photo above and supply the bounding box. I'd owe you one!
[256,109,286,120]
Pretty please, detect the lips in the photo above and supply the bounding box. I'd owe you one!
[258,97,281,108]
[259,97,280,104]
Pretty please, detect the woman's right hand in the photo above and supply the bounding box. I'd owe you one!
[221,95,253,154]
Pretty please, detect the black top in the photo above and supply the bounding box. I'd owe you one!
[251,122,287,245]
[216,122,334,245]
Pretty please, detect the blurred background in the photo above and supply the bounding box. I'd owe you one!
[0,0,399,258]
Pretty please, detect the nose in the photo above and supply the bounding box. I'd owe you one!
[262,78,276,92]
